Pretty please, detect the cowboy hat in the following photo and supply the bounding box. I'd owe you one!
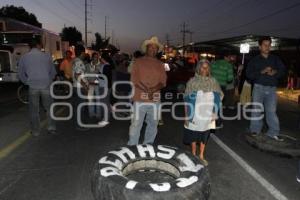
[141,36,163,53]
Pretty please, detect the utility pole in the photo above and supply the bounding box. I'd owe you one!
[189,32,193,43]
[111,30,115,46]
[104,16,108,40]
[180,22,191,56]
[115,39,120,50]
[181,22,186,53]
[165,34,170,46]
[85,0,87,46]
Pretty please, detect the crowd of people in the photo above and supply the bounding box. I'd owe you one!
[17,35,299,181]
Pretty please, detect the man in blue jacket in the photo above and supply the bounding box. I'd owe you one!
[18,38,57,136]
[246,36,285,141]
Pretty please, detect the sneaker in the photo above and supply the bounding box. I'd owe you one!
[215,123,223,129]
[250,132,259,137]
[297,176,300,183]
[158,119,164,126]
[268,135,284,142]
[98,121,109,127]
[30,132,40,137]
[200,159,209,166]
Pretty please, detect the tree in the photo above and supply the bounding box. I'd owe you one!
[0,5,42,27]
[60,26,82,46]
[91,32,110,51]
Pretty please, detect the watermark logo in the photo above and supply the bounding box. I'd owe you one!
[50,79,265,128]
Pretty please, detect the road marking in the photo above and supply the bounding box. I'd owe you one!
[0,175,22,195]
[0,108,64,161]
[0,132,31,160]
[211,134,289,200]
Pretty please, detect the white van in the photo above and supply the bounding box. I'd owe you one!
[0,18,63,82]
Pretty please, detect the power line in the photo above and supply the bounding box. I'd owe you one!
[193,0,256,33]
[56,0,83,20]
[227,2,300,32]
[164,0,255,45]
[32,0,84,30]
[207,2,300,37]
[185,0,225,22]
[72,0,84,10]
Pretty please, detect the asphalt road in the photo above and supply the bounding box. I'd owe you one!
[0,87,299,200]
[0,83,24,118]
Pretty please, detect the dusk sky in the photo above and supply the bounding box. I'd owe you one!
[1,0,300,53]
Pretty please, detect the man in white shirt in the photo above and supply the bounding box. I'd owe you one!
[72,45,89,131]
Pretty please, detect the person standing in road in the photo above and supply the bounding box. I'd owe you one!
[86,52,110,126]
[86,52,102,120]
[211,52,234,108]
[246,36,286,141]
[211,52,234,128]
[127,36,167,146]
[183,60,223,166]
[18,38,57,136]
[59,50,73,82]
[72,45,90,131]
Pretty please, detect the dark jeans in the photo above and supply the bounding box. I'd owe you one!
[221,86,235,107]
[250,84,279,136]
[29,87,56,134]
[98,87,111,121]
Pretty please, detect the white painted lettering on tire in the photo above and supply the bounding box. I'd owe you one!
[177,153,203,172]
[176,176,199,188]
[149,183,171,192]
[100,167,122,177]
[157,145,176,160]
[109,147,136,164]
[125,180,138,190]
[137,144,156,158]
[99,156,123,170]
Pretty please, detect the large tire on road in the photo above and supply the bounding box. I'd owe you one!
[91,144,210,200]
[246,134,300,157]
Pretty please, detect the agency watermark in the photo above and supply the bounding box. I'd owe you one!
[50,80,264,128]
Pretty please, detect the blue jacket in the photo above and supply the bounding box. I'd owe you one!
[184,90,221,131]
[18,48,56,89]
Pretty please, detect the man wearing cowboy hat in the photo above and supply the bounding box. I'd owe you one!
[127,36,167,146]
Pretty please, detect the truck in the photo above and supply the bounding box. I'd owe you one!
[0,17,63,82]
